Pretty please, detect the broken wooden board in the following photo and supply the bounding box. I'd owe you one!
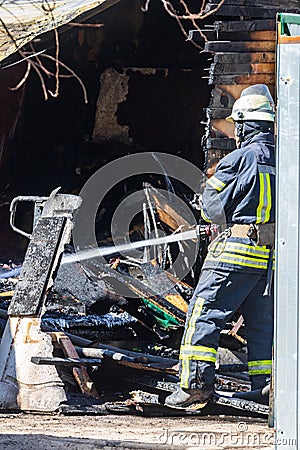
[208,73,275,86]
[31,356,104,366]
[53,332,100,399]
[205,138,236,151]
[205,41,275,53]
[200,30,276,42]
[209,62,275,75]
[8,217,66,316]
[0,0,122,62]
[213,19,276,32]
[143,183,195,233]
[213,52,275,64]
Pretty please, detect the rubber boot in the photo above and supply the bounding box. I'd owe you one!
[232,384,270,405]
[165,387,213,409]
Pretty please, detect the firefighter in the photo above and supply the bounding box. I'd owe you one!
[165,84,275,408]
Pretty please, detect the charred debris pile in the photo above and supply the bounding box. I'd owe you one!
[0,184,264,417]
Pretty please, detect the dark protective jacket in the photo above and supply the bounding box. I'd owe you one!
[201,126,275,272]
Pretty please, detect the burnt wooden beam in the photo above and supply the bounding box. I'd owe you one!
[213,19,275,32]
[199,30,276,42]
[208,73,275,85]
[213,52,275,64]
[31,356,103,366]
[205,41,275,53]
[8,192,81,316]
[205,107,232,119]
[208,62,275,75]
[204,138,236,151]
[53,332,100,399]
[8,217,67,315]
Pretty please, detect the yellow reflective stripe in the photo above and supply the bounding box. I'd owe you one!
[181,345,217,355]
[180,355,216,363]
[248,359,272,375]
[184,297,205,346]
[265,173,272,223]
[249,369,272,375]
[207,176,225,192]
[248,360,272,366]
[180,297,205,388]
[256,173,272,224]
[180,344,217,362]
[225,243,270,258]
[225,242,269,254]
[201,209,212,223]
[180,357,190,388]
[256,173,265,224]
[206,253,268,269]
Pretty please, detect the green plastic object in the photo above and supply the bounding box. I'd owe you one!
[142,298,181,329]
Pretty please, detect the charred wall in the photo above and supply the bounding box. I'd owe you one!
[0,0,211,259]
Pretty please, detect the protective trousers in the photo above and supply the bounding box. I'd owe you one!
[179,268,273,391]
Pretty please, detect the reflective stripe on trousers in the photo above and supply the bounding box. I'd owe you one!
[248,359,272,375]
[179,269,273,390]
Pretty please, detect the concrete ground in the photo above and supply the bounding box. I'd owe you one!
[0,413,275,449]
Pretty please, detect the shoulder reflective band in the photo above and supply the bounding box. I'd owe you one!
[207,175,226,192]
[201,209,212,223]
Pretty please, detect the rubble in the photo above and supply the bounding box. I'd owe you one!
[0,187,266,419]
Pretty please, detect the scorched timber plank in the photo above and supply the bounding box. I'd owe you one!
[213,52,275,64]
[209,62,275,75]
[200,30,276,42]
[205,41,275,53]
[213,19,275,32]
[208,73,275,85]
[9,217,66,316]
[205,107,232,119]
[205,138,236,151]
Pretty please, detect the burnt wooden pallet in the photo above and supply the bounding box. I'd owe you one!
[8,216,66,315]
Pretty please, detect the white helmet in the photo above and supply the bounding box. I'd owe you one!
[226,84,275,122]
